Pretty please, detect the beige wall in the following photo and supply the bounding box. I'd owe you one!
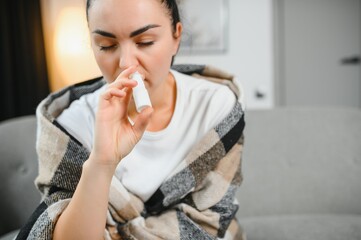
[40,0,101,91]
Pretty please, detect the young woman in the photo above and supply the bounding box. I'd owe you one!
[17,0,246,239]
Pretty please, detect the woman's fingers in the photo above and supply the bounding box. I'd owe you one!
[110,65,138,89]
[109,76,136,92]
[132,106,153,137]
[102,66,139,101]
[102,88,126,101]
[118,65,137,79]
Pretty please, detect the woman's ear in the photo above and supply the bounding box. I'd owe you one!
[172,22,183,55]
[174,22,183,39]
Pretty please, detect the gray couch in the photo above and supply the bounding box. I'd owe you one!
[237,107,361,239]
[0,116,40,240]
[1,107,361,240]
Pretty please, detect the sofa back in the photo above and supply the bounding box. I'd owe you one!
[236,107,361,218]
[0,116,40,236]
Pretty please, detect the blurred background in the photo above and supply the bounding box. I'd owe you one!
[0,0,360,121]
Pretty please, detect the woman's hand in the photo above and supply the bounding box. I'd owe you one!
[90,66,153,170]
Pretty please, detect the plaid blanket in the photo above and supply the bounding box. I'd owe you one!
[16,65,246,240]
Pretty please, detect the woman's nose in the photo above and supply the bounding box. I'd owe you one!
[119,47,138,70]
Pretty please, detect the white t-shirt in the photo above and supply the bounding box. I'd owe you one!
[57,70,236,201]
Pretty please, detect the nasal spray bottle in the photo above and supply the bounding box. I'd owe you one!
[131,71,152,112]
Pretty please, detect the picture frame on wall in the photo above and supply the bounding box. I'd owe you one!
[177,0,229,54]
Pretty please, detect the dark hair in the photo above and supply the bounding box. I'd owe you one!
[86,0,181,33]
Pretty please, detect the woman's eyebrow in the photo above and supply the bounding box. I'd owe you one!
[129,24,161,38]
[92,24,161,39]
[92,29,116,38]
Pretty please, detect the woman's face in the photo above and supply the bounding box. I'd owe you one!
[88,0,182,91]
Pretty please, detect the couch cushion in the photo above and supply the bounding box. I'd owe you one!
[238,108,361,217]
[240,214,361,240]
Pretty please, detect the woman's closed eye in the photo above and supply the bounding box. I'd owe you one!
[99,45,117,51]
[99,42,154,51]
[137,41,154,47]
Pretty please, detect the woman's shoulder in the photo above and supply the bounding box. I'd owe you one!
[55,84,106,149]
[58,83,105,118]
[172,69,236,108]
[172,69,237,129]
[172,69,234,96]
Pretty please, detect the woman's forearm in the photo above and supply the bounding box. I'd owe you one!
[52,67,152,240]
[53,157,116,240]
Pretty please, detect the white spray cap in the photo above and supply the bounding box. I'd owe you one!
[131,71,152,113]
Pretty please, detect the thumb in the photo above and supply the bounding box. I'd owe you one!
[132,106,153,137]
